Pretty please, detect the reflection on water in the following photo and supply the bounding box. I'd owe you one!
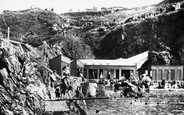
[86,97,184,115]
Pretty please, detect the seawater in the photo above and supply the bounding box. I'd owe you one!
[86,96,184,115]
[86,85,184,115]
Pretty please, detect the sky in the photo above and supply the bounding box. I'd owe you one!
[0,0,163,14]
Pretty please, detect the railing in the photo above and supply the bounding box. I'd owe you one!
[29,54,61,79]
[0,38,24,54]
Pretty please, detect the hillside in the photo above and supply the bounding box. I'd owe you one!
[96,1,184,65]
[0,8,94,60]
[0,1,184,65]
[159,0,183,4]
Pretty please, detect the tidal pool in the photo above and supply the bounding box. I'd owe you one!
[86,85,184,115]
[86,96,184,115]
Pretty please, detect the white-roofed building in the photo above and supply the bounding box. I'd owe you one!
[50,51,184,82]
[77,51,149,80]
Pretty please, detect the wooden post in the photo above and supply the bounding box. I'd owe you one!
[86,69,89,79]
[97,69,99,79]
[7,27,10,40]
[82,99,88,115]
[1,39,3,48]
[79,87,88,115]
[119,69,121,80]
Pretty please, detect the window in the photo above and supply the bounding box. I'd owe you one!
[89,69,95,79]
[171,69,175,80]
[158,70,163,80]
[116,70,119,79]
[152,70,157,80]
[165,70,169,80]
[177,70,181,80]
[84,69,87,78]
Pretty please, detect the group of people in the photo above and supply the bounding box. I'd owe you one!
[47,66,73,100]
[156,79,180,89]
[110,74,152,98]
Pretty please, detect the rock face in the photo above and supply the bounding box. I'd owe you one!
[0,40,89,115]
[1,2,184,63]
[0,9,94,59]
[95,1,184,65]
[0,43,46,114]
[160,0,183,4]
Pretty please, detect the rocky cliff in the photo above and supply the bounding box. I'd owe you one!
[97,1,184,65]
[0,1,184,63]
[0,42,46,114]
[0,8,94,59]
[0,39,87,114]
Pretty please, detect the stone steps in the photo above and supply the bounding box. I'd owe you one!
[44,100,69,112]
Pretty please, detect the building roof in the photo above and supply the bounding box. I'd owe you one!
[79,51,149,68]
[50,54,71,63]
[125,51,149,63]
[79,59,135,66]
[125,51,149,69]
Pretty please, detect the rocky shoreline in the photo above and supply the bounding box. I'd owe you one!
[0,42,86,115]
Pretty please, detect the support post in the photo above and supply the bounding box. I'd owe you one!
[97,69,99,79]
[86,69,89,79]
[103,69,105,79]
[7,27,10,40]
[119,69,121,80]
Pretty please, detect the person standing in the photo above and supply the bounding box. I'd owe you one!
[60,72,72,99]
[62,65,70,78]
[99,73,104,84]
[55,86,60,99]
[88,82,98,98]
[50,70,57,88]
[65,66,70,76]
[142,74,151,93]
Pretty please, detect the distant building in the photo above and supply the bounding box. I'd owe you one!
[79,59,137,80]
[49,51,184,82]
[85,8,93,12]
[151,65,183,82]
[78,51,149,80]
[49,55,70,77]
[49,51,148,80]
[45,8,54,11]
[93,7,98,11]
